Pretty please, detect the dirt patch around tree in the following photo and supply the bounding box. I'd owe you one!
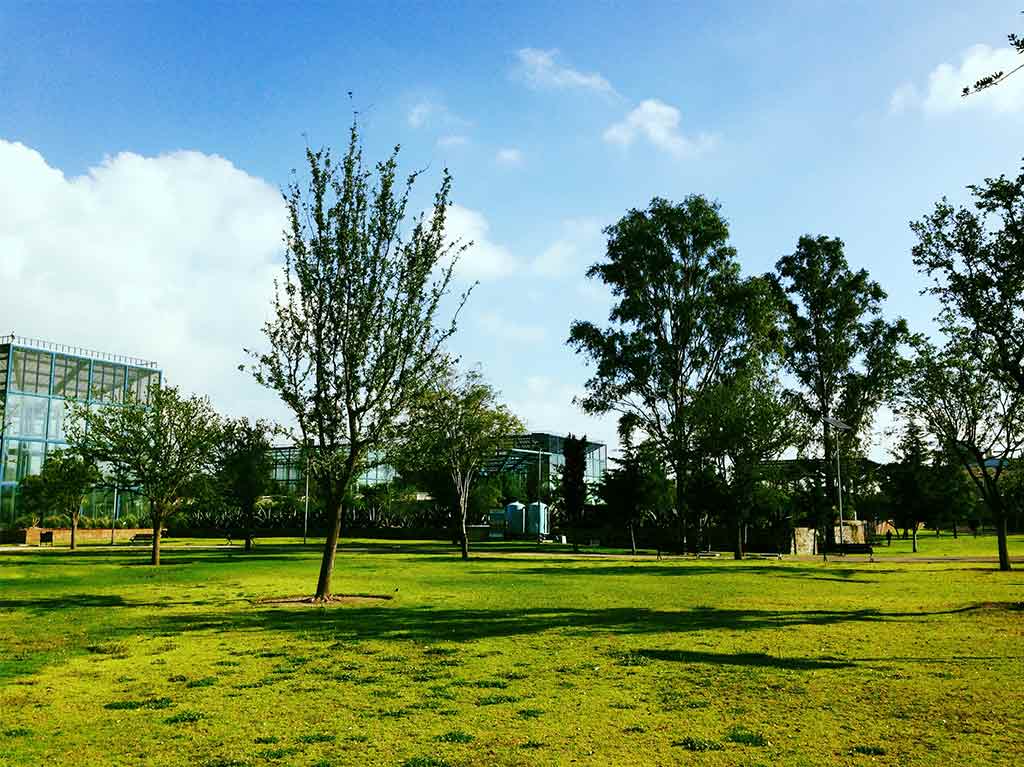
[255,594,394,607]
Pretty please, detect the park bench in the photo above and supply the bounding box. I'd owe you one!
[39,531,54,546]
[831,542,873,556]
[130,530,168,544]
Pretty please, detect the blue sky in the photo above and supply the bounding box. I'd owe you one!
[1,1,1022,455]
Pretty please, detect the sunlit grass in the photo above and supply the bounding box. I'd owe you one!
[0,538,1021,765]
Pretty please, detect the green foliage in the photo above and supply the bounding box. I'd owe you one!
[247,120,468,597]
[569,195,780,548]
[912,163,1024,394]
[775,234,909,537]
[902,332,1023,569]
[597,440,674,551]
[216,418,276,548]
[16,449,101,547]
[68,384,223,564]
[394,369,522,558]
[560,434,588,550]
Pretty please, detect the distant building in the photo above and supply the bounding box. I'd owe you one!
[0,335,162,525]
[267,432,608,499]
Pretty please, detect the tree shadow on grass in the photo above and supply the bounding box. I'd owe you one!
[139,602,986,646]
[635,648,855,670]
[476,562,898,584]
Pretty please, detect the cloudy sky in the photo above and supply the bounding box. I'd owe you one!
[1,2,1021,457]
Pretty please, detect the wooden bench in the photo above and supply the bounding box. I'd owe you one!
[130,530,168,544]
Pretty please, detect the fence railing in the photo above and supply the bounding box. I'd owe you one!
[0,334,159,369]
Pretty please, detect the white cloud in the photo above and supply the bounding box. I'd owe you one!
[514,48,617,96]
[508,375,620,455]
[0,140,289,422]
[437,134,469,148]
[603,99,718,158]
[408,101,433,128]
[478,311,545,343]
[892,44,1024,115]
[531,218,604,278]
[495,147,524,167]
[407,100,471,129]
[442,204,518,281]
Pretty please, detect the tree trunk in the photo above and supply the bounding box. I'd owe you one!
[70,515,78,551]
[996,516,1011,572]
[674,469,692,553]
[151,510,163,566]
[245,503,254,552]
[315,498,343,600]
[911,525,918,553]
[734,519,743,560]
[629,522,637,556]
[953,521,958,539]
[459,497,469,561]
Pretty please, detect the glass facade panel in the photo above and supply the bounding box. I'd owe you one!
[4,394,49,439]
[2,440,45,482]
[126,368,160,404]
[0,344,9,390]
[91,362,126,403]
[10,349,52,394]
[52,355,90,400]
[47,398,69,441]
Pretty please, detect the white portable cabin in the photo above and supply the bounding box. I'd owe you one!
[526,502,549,536]
[505,502,526,536]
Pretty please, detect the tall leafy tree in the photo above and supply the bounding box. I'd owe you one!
[695,364,801,558]
[774,235,908,547]
[394,370,522,559]
[569,195,777,551]
[902,333,1023,570]
[560,433,588,552]
[24,449,100,549]
[248,124,468,598]
[912,164,1024,394]
[69,385,222,565]
[217,418,276,551]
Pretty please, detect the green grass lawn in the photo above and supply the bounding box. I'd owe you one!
[1,540,1022,766]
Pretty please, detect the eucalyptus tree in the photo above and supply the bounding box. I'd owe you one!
[69,385,222,565]
[912,164,1024,394]
[774,235,909,547]
[903,332,1023,570]
[394,370,521,559]
[248,125,469,597]
[569,195,778,551]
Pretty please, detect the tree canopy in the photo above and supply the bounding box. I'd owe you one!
[248,122,469,598]
[69,385,222,564]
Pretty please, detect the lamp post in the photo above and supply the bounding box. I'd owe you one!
[824,416,853,551]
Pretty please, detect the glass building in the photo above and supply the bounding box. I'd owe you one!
[0,336,162,526]
[268,432,608,499]
[479,433,608,499]
[268,446,396,496]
